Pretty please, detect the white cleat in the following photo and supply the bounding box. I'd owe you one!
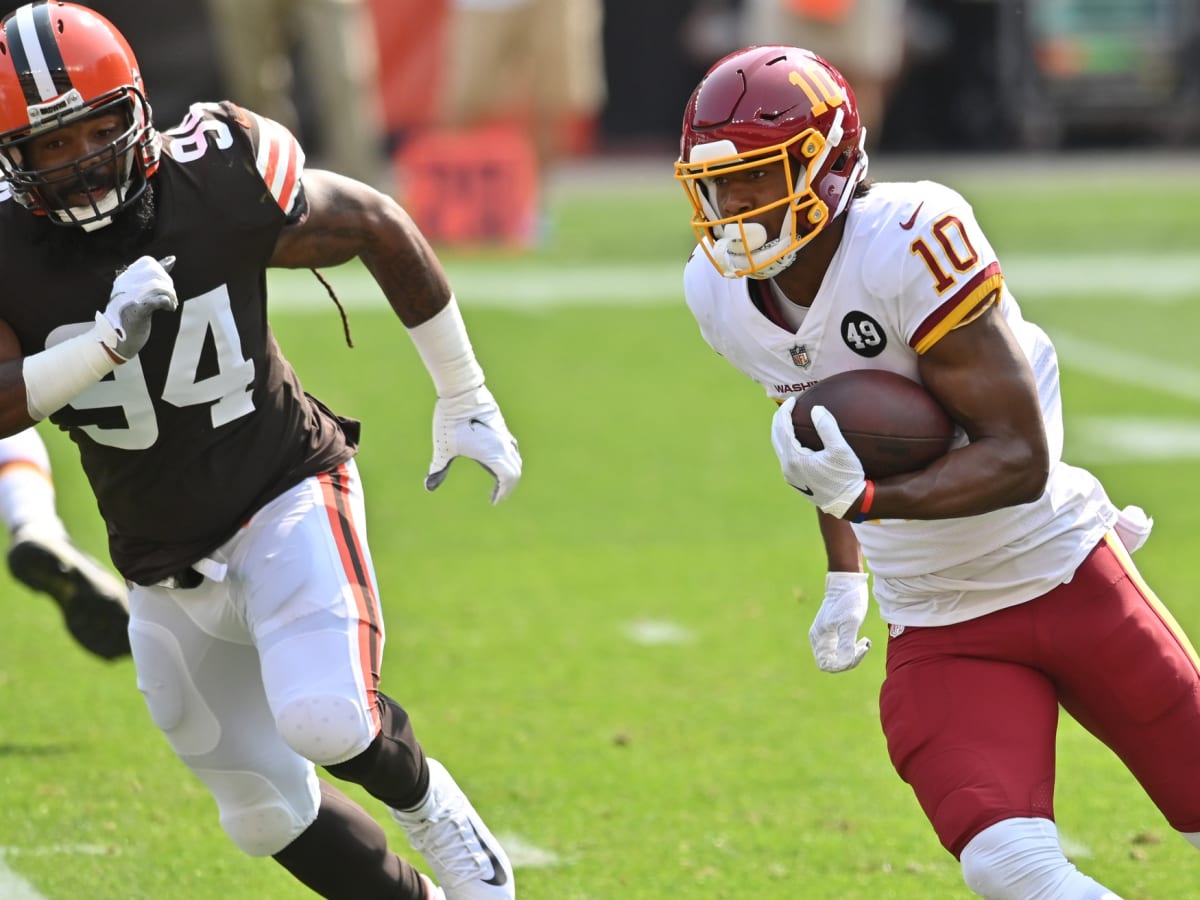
[7,525,130,660]
[390,759,515,900]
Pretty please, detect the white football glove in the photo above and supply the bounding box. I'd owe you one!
[770,398,868,518]
[103,255,178,360]
[426,385,522,504]
[810,571,872,673]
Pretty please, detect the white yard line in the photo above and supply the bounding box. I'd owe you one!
[1052,333,1200,402]
[1004,255,1200,301]
[498,833,564,868]
[267,253,1200,312]
[624,619,694,645]
[1068,416,1200,464]
[0,844,115,898]
[1053,332,1200,461]
[0,856,46,900]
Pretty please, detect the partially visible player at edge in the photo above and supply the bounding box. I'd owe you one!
[0,3,521,899]
[1,427,130,660]
[676,44,1200,899]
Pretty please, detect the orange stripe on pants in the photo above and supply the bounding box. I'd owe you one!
[318,465,383,734]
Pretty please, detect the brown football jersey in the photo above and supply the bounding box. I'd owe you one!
[0,102,358,584]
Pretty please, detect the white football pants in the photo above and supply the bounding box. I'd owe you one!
[127,460,387,856]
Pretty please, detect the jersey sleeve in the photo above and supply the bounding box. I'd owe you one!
[867,182,1005,355]
[228,102,307,223]
[162,101,309,224]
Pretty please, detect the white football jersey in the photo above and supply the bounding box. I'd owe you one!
[684,180,1118,626]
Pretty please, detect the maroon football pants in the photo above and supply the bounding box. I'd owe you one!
[880,533,1200,857]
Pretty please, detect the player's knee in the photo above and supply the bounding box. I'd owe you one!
[208,769,320,857]
[960,817,1113,899]
[274,693,375,766]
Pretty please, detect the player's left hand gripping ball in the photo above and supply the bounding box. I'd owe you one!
[426,385,522,504]
[771,398,867,518]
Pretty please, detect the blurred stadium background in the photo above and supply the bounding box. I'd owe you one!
[1,1,1193,251]
[1,1,1195,195]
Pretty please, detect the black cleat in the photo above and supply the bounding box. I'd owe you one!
[8,527,130,661]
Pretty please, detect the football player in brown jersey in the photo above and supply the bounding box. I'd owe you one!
[0,3,521,899]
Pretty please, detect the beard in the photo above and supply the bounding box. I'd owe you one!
[34,178,157,266]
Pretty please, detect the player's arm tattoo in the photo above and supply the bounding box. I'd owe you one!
[269,169,453,327]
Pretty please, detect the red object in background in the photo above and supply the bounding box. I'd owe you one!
[372,0,585,248]
[786,0,855,24]
[368,0,447,137]
[370,1,541,248]
[396,123,540,249]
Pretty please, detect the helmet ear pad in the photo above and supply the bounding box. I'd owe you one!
[0,2,161,229]
[675,45,869,278]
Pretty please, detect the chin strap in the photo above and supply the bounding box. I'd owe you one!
[50,188,121,231]
[712,212,799,280]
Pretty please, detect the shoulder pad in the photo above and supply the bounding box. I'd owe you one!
[162,102,306,217]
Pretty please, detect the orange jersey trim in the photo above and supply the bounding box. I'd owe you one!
[251,112,304,214]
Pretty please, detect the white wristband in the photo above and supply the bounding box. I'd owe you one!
[22,312,121,420]
[406,296,484,398]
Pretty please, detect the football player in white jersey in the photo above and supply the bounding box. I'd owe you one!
[676,45,1200,899]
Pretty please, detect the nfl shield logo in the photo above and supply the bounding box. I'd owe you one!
[788,344,811,368]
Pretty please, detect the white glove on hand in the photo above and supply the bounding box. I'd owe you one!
[810,571,872,673]
[103,255,178,360]
[426,385,522,504]
[771,398,868,518]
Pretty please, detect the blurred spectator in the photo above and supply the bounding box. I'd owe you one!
[388,0,606,249]
[741,0,906,146]
[441,0,606,181]
[205,0,386,188]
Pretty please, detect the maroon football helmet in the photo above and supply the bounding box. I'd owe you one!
[675,46,868,278]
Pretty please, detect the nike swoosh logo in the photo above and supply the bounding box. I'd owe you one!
[796,485,815,496]
[468,820,508,886]
[899,202,924,230]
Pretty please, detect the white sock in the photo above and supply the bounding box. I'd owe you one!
[961,817,1122,899]
[0,463,64,539]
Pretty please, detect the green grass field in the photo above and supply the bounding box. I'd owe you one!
[1,156,1199,899]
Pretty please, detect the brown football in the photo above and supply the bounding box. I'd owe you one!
[789,369,955,479]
